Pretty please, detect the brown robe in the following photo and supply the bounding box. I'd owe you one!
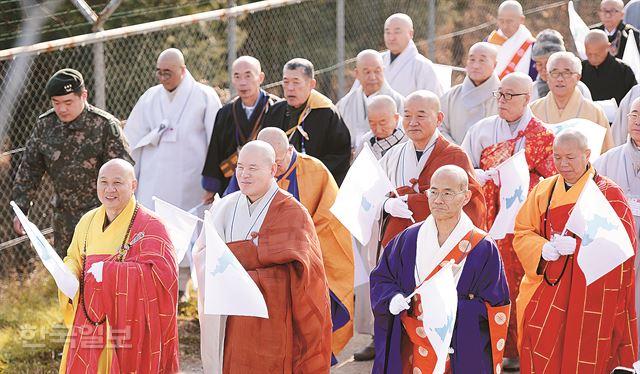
[381,136,487,246]
[223,191,332,373]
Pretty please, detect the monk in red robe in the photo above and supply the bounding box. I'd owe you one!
[194,140,333,373]
[378,90,486,247]
[461,72,557,368]
[59,158,179,373]
[514,130,637,373]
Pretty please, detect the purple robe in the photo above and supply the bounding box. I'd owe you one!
[370,222,510,373]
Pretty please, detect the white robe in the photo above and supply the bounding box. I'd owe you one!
[382,40,444,97]
[336,82,404,148]
[440,74,500,145]
[593,141,640,349]
[124,70,222,210]
[193,181,279,374]
[612,83,640,146]
[494,25,534,77]
[461,107,533,168]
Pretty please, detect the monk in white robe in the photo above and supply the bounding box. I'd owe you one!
[375,13,443,97]
[337,49,404,154]
[612,83,640,145]
[125,48,221,209]
[486,1,537,79]
[440,42,500,144]
[594,96,640,350]
[354,95,408,160]
[530,51,614,152]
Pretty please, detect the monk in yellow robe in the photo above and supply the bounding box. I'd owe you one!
[59,159,179,373]
[225,127,355,359]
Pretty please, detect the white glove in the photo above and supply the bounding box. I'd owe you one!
[384,195,413,219]
[541,241,560,262]
[87,261,104,283]
[475,168,499,187]
[552,235,577,256]
[389,293,410,315]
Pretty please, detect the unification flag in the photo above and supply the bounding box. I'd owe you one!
[565,178,634,285]
[545,119,607,162]
[10,201,78,299]
[623,30,640,82]
[153,196,201,264]
[489,150,530,240]
[203,211,268,318]
[568,1,590,59]
[330,144,394,245]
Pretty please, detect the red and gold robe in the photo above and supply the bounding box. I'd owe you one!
[59,197,179,373]
[513,168,638,373]
[479,116,556,358]
[381,135,486,246]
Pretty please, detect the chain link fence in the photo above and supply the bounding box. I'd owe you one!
[0,0,601,274]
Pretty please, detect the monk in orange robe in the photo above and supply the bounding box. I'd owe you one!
[514,130,637,373]
[59,158,179,373]
[378,90,486,247]
[462,72,557,365]
[194,140,332,373]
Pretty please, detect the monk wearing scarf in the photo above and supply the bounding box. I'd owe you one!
[59,158,179,373]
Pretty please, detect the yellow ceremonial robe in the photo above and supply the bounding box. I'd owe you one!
[58,197,137,373]
[278,152,355,354]
[530,89,614,153]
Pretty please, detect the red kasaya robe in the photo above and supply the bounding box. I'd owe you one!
[479,117,556,358]
[382,135,487,246]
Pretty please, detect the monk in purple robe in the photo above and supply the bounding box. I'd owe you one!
[370,165,510,373]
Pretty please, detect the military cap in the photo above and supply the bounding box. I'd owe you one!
[45,68,84,97]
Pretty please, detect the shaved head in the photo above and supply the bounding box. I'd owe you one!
[431,165,469,191]
[501,72,533,95]
[368,95,399,139]
[469,42,498,60]
[554,129,589,150]
[97,158,137,220]
[232,55,262,74]
[156,48,186,91]
[356,49,385,96]
[99,158,136,181]
[498,0,524,16]
[405,90,441,112]
[467,42,498,85]
[356,49,384,67]
[257,127,289,155]
[384,13,414,55]
[157,48,185,66]
[239,140,276,166]
[236,140,277,201]
[428,165,472,222]
[585,29,609,45]
[368,95,397,115]
[385,13,413,30]
[497,1,525,38]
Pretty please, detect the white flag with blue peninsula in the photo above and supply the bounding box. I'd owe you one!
[489,150,530,240]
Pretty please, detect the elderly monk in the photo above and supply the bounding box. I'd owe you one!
[377,13,443,96]
[201,55,281,197]
[378,90,486,247]
[514,130,637,373]
[462,72,557,369]
[59,158,179,373]
[223,128,354,362]
[371,165,510,374]
[530,29,592,102]
[354,95,407,159]
[612,83,640,145]
[194,141,332,373]
[337,49,404,153]
[486,1,537,79]
[440,42,500,144]
[581,29,637,105]
[592,0,640,59]
[262,58,351,185]
[594,96,640,350]
[530,51,614,153]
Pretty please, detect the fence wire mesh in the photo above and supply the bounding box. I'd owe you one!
[0,0,601,273]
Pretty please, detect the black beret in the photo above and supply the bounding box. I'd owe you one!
[45,68,84,97]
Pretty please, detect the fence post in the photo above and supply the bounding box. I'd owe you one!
[427,0,436,60]
[227,0,238,97]
[336,0,345,100]
[93,37,107,109]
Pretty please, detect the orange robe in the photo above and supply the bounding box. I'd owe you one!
[277,152,354,354]
[59,198,179,373]
[381,136,486,246]
[514,168,638,373]
[222,191,333,373]
[478,117,556,358]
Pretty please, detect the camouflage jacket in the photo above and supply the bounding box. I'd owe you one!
[12,104,133,214]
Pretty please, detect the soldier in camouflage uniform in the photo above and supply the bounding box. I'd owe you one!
[12,68,132,256]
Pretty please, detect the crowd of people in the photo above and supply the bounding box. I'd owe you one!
[10,0,640,373]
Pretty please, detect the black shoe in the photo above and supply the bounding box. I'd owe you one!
[502,357,520,371]
[353,340,375,361]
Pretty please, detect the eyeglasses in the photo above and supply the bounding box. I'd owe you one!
[492,91,528,101]
[426,189,467,201]
[627,112,640,123]
[155,69,175,80]
[549,71,577,79]
[598,8,621,16]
